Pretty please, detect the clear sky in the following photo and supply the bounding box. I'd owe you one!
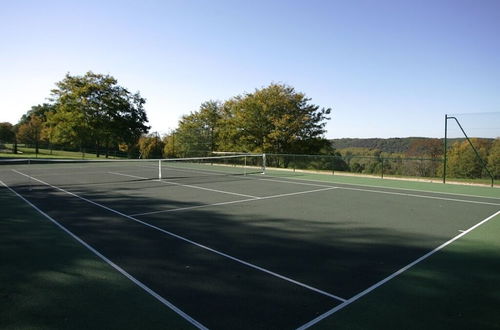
[1,0,499,138]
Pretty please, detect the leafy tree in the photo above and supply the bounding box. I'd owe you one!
[488,138,500,179]
[0,122,15,143]
[48,71,149,157]
[406,138,442,158]
[17,115,43,154]
[172,101,222,157]
[19,104,55,125]
[222,83,331,153]
[162,131,178,158]
[405,138,443,177]
[138,133,164,159]
[446,139,491,178]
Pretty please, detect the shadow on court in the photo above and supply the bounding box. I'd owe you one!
[1,177,499,329]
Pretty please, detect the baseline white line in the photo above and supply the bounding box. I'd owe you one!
[296,209,500,330]
[12,170,346,302]
[109,171,259,199]
[131,187,338,216]
[260,176,499,206]
[0,180,207,330]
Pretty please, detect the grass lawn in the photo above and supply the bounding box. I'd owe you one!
[0,145,126,159]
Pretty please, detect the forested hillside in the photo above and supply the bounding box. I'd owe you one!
[330,137,467,154]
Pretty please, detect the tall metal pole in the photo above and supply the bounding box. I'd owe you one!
[443,114,448,184]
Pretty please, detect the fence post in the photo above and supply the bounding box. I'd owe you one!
[443,114,447,184]
[381,157,384,179]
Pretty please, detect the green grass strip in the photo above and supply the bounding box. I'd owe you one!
[0,186,196,330]
[265,169,500,199]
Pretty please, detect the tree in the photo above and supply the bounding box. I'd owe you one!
[406,139,442,158]
[222,83,331,154]
[0,122,15,144]
[446,139,492,179]
[138,133,164,159]
[48,71,150,157]
[488,138,500,179]
[19,104,55,125]
[405,138,443,177]
[17,115,43,155]
[172,101,222,157]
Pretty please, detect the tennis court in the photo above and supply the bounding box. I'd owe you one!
[1,155,499,329]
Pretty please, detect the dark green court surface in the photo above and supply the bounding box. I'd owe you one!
[1,161,499,329]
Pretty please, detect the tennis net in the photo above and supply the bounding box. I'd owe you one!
[0,154,266,187]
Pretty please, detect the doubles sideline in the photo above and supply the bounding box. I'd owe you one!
[0,179,208,330]
[296,209,500,329]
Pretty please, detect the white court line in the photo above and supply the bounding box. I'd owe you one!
[0,180,208,330]
[12,170,347,303]
[258,177,335,188]
[296,209,500,330]
[259,176,500,206]
[109,172,259,199]
[336,186,500,206]
[131,187,338,216]
[263,174,500,200]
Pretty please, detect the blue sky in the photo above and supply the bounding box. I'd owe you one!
[1,0,499,138]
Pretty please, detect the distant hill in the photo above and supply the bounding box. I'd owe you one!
[330,138,425,153]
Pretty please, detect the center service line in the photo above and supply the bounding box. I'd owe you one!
[12,170,347,303]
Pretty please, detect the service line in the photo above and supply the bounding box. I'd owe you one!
[131,186,338,216]
[12,170,346,303]
[0,179,208,330]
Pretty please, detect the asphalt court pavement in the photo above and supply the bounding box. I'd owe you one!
[138,184,499,299]
[2,168,499,329]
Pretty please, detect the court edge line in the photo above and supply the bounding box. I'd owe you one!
[0,180,208,330]
[336,186,500,206]
[13,170,347,303]
[296,209,500,330]
[260,177,500,206]
[131,187,339,217]
[262,174,500,200]
[109,171,259,199]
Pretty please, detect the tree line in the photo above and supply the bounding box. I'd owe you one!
[139,83,334,158]
[0,73,333,159]
[0,72,149,157]
[1,70,497,181]
[335,137,500,180]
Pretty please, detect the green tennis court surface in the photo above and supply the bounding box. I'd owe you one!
[1,157,499,329]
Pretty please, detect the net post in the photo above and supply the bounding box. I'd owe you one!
[244,155,247,176]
